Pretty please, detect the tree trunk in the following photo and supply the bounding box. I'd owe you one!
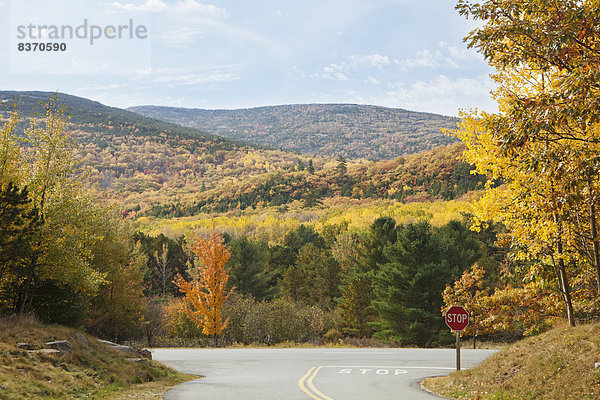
[555,216,576,327]
[17,259,37,316]
[214,334,218,347]
[557,257,576,327]
[588,177,600,297]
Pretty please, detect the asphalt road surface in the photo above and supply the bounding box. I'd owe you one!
[152,347,495,400]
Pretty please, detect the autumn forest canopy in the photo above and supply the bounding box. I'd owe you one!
[2,0,600,348]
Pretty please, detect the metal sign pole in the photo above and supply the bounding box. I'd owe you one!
[456,331,461,371]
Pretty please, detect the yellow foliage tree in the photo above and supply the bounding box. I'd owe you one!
[174,231,233,346]
[442,264,491,347]
[453,0,600,329]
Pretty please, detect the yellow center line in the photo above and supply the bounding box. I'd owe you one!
[307,366,334,400]
[298,367,322,400]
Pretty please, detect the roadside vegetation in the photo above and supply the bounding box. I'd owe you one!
[423,321,600,400]
[0,315,192,400]
[423,0,600,398]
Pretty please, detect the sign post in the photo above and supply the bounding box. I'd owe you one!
[445,305,469,371]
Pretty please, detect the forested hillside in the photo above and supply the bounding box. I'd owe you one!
[128,104,460,160]
[0,91,323,213]
[0,91,481,218]
[142,143,484,219]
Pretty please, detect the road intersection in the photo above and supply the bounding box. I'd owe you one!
[153,347,495,399]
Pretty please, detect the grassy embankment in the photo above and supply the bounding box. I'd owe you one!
[0,316,194,399]
[423,322,600,399]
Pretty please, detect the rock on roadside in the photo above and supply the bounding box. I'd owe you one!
[98,339,152,360]
[44,340,72,354]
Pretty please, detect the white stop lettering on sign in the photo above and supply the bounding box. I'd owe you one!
[447,314,467,323]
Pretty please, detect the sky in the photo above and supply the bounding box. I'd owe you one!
[1,0,496,116]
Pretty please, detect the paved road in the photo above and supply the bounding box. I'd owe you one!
[153,348,495,400]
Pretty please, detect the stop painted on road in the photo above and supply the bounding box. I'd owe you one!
[338,368,408,375]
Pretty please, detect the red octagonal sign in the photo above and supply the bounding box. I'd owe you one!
[445,305,469,331]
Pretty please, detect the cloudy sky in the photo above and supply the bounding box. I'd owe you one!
[1,0,496,116]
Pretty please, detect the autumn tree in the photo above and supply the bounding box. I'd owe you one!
[281,243,340,309]
[0,96,108,315]
[85,207,146,341]
[0,104,21,187]
[332,232,375,337]
[175,231,234,346]
[453,0,600,326]
[0,183,41,312]
[442,264,492,348]
[154,243,169,297]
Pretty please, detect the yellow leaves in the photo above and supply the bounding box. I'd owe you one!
[175,231,233,337]
[0,105,22,186]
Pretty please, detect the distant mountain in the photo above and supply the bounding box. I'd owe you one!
[127,104,460,160]
[0,91,244,149]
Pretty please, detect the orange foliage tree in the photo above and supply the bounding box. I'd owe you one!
[174,231,234,346]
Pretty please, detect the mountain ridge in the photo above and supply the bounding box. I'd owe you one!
[128,103,460,160]
[0,90,253,149]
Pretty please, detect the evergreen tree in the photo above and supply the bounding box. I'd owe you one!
[226,237,273,301]
[371,222,473,346]
[0,183,42,311]
[283,225,326,253]
[336,156,347,181]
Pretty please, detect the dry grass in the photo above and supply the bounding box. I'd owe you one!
[422,321,600,400]
[0,315,194,399]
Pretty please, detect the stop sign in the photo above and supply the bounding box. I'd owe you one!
[445,306,469,331]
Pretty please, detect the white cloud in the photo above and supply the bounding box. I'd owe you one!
[153,27,208,45]
[111,0,169,12]
[380,74,496,115]
[365,76,381,85]
[348,54,390,68]
[393,42,483,71]
[152,72,238,85]
[311,67,350,81]
[173,0,226,16]
[111,0,226,16]
[308,53,390,81]
[111,0,283,52]
[149,65,242,86]
[396,49,442,69]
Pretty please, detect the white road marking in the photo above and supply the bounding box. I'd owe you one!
[299,364,455,399]
[320,365,455,370]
